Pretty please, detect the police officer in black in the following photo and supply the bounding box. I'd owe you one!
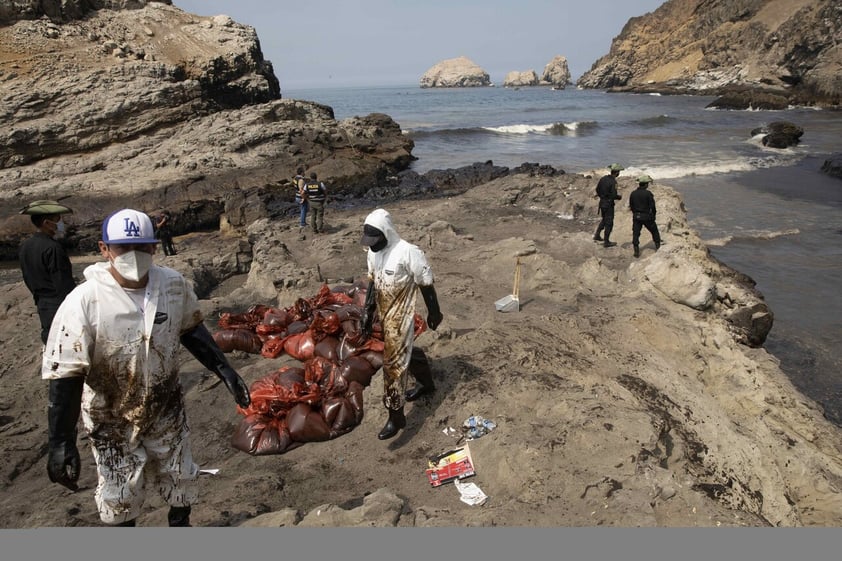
[594,163,624,247]
[303,172,328,234]
[628,174,661,258]
[18,200,78,344]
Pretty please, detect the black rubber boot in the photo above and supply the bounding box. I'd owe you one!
[406,348,435,402]
[377,407,406,440]
[168,506,192,527]
[633,246,640,258]
[602,226,616,247]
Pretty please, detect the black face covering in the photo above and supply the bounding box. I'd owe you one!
[369,236,387,252]
[362,224,388,252]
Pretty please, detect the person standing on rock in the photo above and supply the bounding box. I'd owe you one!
[359,208,443,440]
[293,166,309,229]
[303,172,328,234]
[594,163,624,248]
[41,208,250,527]
[629,174,661,258]
[154,211,176,256]
[18,199,78,345]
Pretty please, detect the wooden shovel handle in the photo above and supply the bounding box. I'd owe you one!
[513,258,521,299]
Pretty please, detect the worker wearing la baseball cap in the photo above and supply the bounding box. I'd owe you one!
[42,208,250,527]
[18,199,77,345]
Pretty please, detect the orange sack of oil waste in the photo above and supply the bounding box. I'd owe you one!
[220,280,427,456]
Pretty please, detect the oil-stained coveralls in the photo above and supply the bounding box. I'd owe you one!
[43,262,204,524]
[360,208,443,440]
[42,208,250,526]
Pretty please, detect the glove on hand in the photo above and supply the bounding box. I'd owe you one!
[420,285,443,331]
[426,310,444,331]
[47,441,81,491]
[47,377,83,491]
[219,365,251,408]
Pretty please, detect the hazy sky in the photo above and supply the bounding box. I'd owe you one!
[173,0,666,90]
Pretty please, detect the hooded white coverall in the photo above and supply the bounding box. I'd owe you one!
[42,261,203,524]
[364,209,435,410]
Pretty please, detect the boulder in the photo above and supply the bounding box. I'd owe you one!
[820,154,842,179]
[751,121,805,149]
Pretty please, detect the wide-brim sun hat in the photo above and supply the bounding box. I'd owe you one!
[608,163,625,172]
[102,208,159,244]
[637,174,653,184]
[19,200,74,215]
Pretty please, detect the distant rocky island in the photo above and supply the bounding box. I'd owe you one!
[419,54,573,89]
[419,56,492,88]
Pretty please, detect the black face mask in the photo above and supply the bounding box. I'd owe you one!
[369,235,388,252]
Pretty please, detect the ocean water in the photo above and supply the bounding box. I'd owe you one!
[288,84,842,425]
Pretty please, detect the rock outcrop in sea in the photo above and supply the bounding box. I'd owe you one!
[502,56,572,89]
[541,55,572,88]
[419,56,492,88]
[577,0,842,108]
[502,70,539,88]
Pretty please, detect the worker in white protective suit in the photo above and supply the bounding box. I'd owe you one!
[359,208,443,440]
[42,208,250,527]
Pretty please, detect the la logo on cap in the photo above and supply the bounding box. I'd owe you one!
[122,217,142,238]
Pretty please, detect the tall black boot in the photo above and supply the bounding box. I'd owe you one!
[603,226,616,247]
[168,506,192,527]
[377,407,406,440]
[406,348,435,402]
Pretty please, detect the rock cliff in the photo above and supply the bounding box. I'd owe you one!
[0,2,414,256]
[577,0,842,108]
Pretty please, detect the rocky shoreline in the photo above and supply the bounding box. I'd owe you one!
[3,1,842,528]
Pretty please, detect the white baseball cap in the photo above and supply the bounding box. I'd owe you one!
[101,208,159,244]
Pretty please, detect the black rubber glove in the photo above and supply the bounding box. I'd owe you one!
[360,279,377,339]
[180,323,251,408]
[420,285,443,331]
[47,377,84,491]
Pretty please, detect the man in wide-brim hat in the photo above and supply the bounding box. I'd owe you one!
[18,199,77,344]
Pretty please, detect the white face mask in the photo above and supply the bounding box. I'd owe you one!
[110,250,153,282]
[54,219,66,239]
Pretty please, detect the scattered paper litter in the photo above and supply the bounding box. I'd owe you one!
[454,478,488,506]
[199,469,219,475]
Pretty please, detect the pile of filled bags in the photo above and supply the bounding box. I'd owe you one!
[212,279,426,455]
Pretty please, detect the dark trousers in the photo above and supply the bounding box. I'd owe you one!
[160,234,176,256]
[595,204,614,239]
[310,202,325,233]
[632,218,661,247]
